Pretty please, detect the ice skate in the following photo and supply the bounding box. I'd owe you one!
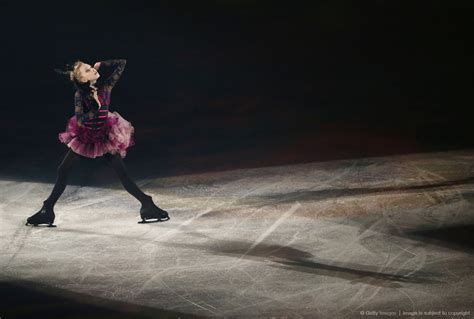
[25,203,57,227]
[139,196,170,223]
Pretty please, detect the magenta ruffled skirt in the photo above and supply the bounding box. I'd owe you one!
[58,111,135,159]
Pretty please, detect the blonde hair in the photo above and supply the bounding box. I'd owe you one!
[69,60,85,82]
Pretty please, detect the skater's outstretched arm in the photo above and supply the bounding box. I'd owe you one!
[94,59,127,91]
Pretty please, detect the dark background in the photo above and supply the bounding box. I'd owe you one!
[0,0,473,178]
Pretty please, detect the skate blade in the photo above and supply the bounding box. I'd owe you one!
[25,222,57,227]
[138,216,170,224]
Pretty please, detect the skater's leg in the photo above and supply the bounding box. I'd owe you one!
[26,149,80,226]
[43,149,81,208]
[104,153,169,222]
[104,153,149,203]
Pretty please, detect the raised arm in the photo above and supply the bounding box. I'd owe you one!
[95,59,127,90]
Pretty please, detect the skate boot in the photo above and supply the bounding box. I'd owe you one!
[25,201,56,227]
[139,195,170,224]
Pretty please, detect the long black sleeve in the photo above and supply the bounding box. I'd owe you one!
[99,59,127,89]
[74,91,85,125]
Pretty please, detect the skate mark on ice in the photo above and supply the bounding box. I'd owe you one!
[236,160,360,206]
[133,259,241,299]
[159,277,219,315]
[342,246,420,312]
[227,202,301,269]
[214,178,301,236]
[399,288,416,312]
[3,227,33,268]
[151,180,285,242]
[240,176,474,207]
[220,285,326,316]
[3,223,25,252]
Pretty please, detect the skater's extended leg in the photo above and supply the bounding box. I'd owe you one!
[26,149,80,226]
[43,149,81,208]
[105,153,169,222]
[104,153,149,203]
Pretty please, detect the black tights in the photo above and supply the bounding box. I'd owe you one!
[43,149,150,208]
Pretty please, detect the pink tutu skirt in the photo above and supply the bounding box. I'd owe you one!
[58,111,135,159]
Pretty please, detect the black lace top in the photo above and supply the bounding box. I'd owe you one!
[74,59,127,130]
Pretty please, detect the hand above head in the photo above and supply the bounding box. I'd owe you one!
[93,62,101,70]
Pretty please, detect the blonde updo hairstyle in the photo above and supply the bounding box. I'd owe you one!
[69,60,86,83]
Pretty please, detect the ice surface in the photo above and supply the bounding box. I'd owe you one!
[1,150,474,318]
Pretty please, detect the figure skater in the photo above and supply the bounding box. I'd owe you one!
[25,59,169,227]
